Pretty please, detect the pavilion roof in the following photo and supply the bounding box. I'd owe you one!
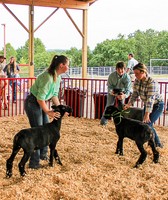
[0,0,97,9]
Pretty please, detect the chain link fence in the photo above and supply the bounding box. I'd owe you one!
[33,66,168,78]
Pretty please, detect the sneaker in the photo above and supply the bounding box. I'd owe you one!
[155,143,163,148]
[100,120,108,126]
[100,116,108,126]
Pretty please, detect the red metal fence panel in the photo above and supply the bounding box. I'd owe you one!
[0,77,168,126]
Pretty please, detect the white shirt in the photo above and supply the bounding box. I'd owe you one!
[0,62,5,71]
[127,58,138,72]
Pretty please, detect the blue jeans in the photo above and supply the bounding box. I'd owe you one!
[144,101,164,145]
[100,94,124,125]
[10,80,17,101]
[24,94,49,167]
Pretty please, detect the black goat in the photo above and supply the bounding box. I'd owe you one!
[104,105,159,168]
[6,105,72,178]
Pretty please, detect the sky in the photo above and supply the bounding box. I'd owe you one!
[0,0,168,51]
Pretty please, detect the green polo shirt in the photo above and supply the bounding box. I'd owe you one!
[30,71,61,101]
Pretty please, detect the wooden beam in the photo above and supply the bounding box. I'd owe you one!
[2,3,29,32]
[29,5,34,77]
[34,8,59,32]
[82,9,88,78]
[64,8,84,38]
[0,0,96,9]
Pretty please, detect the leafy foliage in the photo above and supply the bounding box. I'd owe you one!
[5,43,17,61]
[1,29,168,71]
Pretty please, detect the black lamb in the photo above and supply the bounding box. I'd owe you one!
[6,104,72,178]
[104,105,159,168]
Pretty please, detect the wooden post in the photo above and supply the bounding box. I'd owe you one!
[29,5,34,78]
[82,9,88,79]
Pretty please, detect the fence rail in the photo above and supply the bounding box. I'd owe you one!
[0,77,168,126]
[18,65,168,78]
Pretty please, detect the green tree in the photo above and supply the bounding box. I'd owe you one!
[130,30,146,64]
[87,47,94,67]
[65,47,82,67]
[144,29,158,65]
[16,38,46,64]
[16,46,26,64]
[5,43,17,62]
[34,51,52,69]
[92,39,115,66]
[156,31,168,63]
[5,29,168,72]
[0,50,4,55]
[132,29,158,65]
[91,35,131,66]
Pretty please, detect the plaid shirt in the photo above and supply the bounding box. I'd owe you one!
[130,75,163,113]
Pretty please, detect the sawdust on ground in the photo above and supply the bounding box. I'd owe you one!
[0,115,168,200]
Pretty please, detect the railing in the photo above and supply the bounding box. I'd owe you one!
[0,77,168,126]
[18,65,168,78]
[0,77,35,116]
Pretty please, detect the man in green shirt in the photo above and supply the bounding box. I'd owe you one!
[100,61,132,125]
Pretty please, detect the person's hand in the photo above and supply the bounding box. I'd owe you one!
[143,112,151,123]
[123,103,131,110]
[109,90,115,96]
[63,112,69,117]
[47,111,60,120]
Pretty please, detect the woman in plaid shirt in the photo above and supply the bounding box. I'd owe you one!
[124,63,164,148]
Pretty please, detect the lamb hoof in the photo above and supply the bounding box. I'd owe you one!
[153,154,159,163]
[49,162,53,167]
[55,156,63,165]
[115,149,119,154]
[133,163,140,168]
[58,162,63,166]
[115,151,123,156]
[153,158,159,163]
[56,160,63,166]
[6,171,12,178]
[21,171,26,177]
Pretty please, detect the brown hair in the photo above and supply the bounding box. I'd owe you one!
[7,57,17,74]
[128,53,134,57]
[133,63,148,74]
[48,55,69,82]
[116,61,126,70]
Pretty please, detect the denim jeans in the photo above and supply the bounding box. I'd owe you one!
[10,80,17,101]
[100,94,124,125]
[144,101,164,145]
[24,94,49,167]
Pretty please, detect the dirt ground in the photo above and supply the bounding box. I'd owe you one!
[0,115,168,200]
